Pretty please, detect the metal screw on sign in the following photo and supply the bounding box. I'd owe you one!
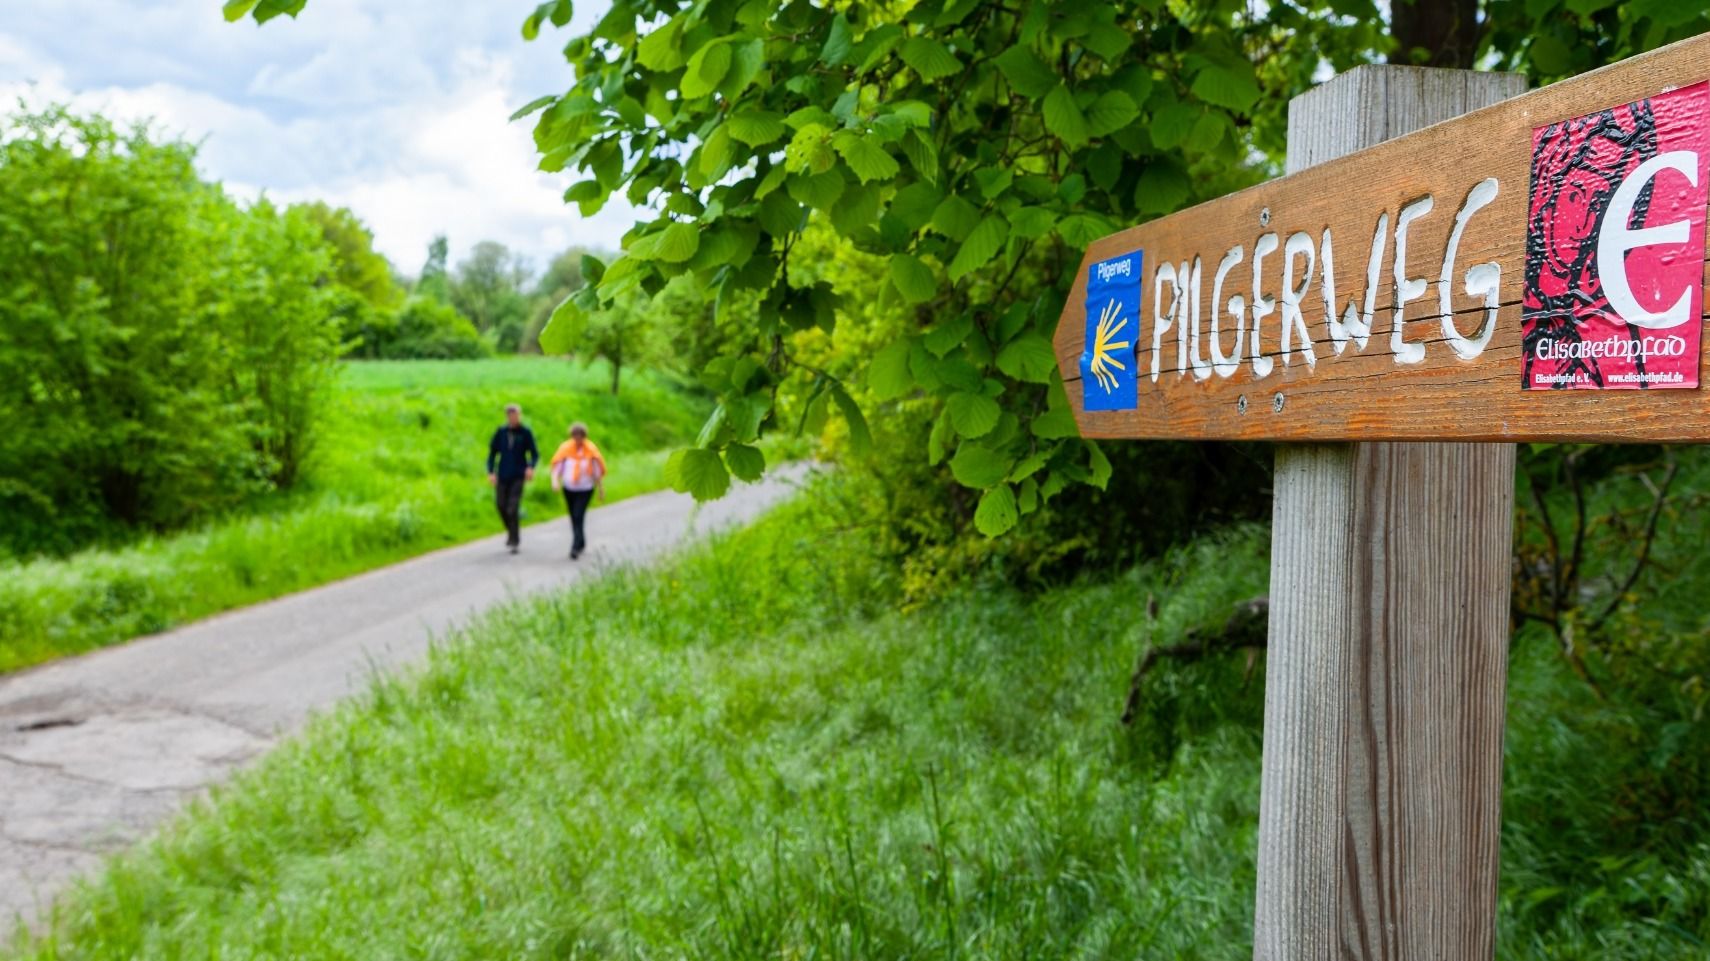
[1259,206,1271,227]
[1237,394,1249,414]
[1272,392,1286,413]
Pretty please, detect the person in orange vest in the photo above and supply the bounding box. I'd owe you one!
[549,422,606,560]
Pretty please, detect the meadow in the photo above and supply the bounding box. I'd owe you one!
[0,357,708,673]
[8,478,1706,959]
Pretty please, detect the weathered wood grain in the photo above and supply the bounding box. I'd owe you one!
[1054,33,1710,442]
[1253,67,1519,961]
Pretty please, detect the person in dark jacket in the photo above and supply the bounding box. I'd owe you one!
[487,403,538,553]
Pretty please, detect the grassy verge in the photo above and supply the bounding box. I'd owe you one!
[10,478,1704,958]
[0,357,707,673]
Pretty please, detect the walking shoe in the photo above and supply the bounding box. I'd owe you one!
[509,543,519,555]
[570,548,582,560]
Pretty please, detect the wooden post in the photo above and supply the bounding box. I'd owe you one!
[1254,67,1525,960]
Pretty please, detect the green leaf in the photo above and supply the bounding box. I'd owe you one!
[947,216,1008,282]
[1009,447,1051,482]
[994,45,1057,98]
[785,106,837,130]
[1190,61,1261,112]
[1150,101,1200,150]
[930,194,980,241]
[1085,90,1138,137]
[787,169,847,210]
[1043,84,1090,147]
[683,41,731,99]
[949,442,1011,488]
[510,95,557,121]
[537,293,583,355]
[223,0,259,22]
[830,385,872,454]
[1056,212,1115,248]
[900,36,961,80]
[1007,207,1056,243]
[974,484,1019,536]
[666,448,731,501]
[1187,110,1227,152]
[721,39,764,97]
[729,110,786,146]
[697,124,733,181]
[758,192,805,238]
[1528,34,1573,75]
[1031,405,1080,439]
[786,123,837,174]
[723,443,766,482]
[822,13,854,65]
[869,338,915,400]
[889,253,937,304]
[832,131,900,184]
[995,334,1057,383]
[564,180,606,217]
[830,183,879,235]
[947,391,1001,438]
[653,221,701,263]
[925,314,973,357]
[928,408,953,465]
[1080,22,1131,61]
[638,17,686,70]
[1018,477,1039,514]
[1136,160,1191,215]
[901,129,939,181]
[1086,440,1112,490]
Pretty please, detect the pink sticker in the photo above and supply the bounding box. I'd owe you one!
[1522,81,1709,390]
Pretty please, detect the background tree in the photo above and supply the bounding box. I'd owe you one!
[450,240,534,352]
[536,251,664,394]
[415,234,451,303]
[294,201,405,358]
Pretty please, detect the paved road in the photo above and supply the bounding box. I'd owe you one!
[0,469,808,929]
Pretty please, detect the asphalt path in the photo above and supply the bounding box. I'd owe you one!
[0,468,808,929]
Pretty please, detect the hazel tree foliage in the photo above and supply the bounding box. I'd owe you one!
[527,1,1391,532]
[498,0,1384,533]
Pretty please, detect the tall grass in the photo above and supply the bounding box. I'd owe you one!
[0,357,707,672]
[11,478,1702,958]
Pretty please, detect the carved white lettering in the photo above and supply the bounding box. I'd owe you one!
[1280,231,1318,369]
[1391,196,1433,365]
[1250,232,1278,378]
[1440,177,1500,360]
[1211,245,1245,378]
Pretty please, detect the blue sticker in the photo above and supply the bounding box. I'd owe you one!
[1081,250,1142,411]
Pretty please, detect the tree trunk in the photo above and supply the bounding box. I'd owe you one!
[610,346,622,395]
[1389,0,1480,69]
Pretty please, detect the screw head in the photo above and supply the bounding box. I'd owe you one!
[1236,394,1248,414]
[1259,207,1271,227]
[1272,392,1286,413]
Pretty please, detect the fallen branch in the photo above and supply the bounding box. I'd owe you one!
[1120,597,1269,725]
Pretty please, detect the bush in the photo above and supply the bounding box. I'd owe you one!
[379,296,489,360]
[0,107,340,557]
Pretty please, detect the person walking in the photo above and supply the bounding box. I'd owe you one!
[549,422,606,560]
[487,403,538,554]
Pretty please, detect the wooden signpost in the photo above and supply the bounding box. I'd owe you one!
[1053,33,1710,961]
[1055,34,1710,443]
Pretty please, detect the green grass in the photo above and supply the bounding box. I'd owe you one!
[10,479,1704,958]
[0,357,708,673]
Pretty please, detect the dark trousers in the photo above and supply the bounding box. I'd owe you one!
[563,488,594,552]
[495,477,526,545]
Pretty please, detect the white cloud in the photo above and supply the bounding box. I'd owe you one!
[0,1,635,274]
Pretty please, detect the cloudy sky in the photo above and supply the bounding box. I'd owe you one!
[2,0,631,275]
